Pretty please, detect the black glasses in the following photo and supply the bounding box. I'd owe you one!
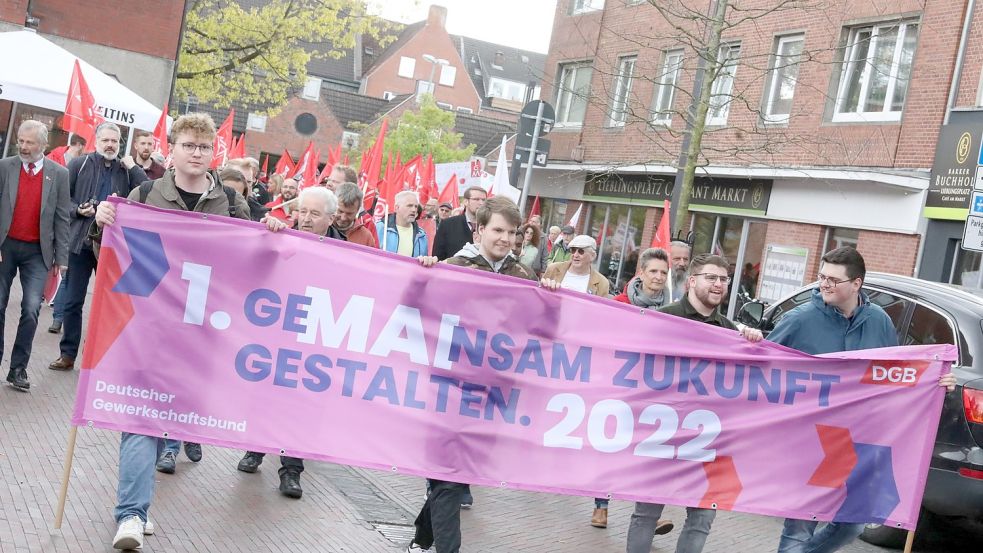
[570,247,591,254]
[817,273,856,287]
[178,142,214,154]
[693,273,731,284]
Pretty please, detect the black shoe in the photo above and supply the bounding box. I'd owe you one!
[184,442,203,462]
[237,452,263,473]
[155,451,176,474]
[279,470,303,499]
[6,367,29,391]
[48,320,62,333]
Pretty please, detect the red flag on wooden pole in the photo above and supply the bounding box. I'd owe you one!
[63,60,104,151]
[211,110,234,168]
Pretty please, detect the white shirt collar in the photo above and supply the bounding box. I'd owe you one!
[22,158,42,174]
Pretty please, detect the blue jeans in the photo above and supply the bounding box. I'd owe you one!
[777,519,865,553]
[114,433,163,524]
[51,274,68,321]
[627,503,715,553]
[162,439,181,455]
[0,239,48,370]
[595,498,609,509]
[59,248,98,358]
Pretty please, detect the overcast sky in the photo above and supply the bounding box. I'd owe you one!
[369,0,557,53]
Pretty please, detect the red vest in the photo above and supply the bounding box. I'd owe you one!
[8,164,43,243]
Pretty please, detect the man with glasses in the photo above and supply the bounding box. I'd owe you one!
[89,113,281,550]
[626,253,762,553]
[48,122,147,373]
[542,235,609,297]
[432,186,487,260]
[769,246,956,553]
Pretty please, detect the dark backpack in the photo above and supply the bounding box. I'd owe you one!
[138,180,239,217]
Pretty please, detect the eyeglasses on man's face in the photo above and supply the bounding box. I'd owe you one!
[178,142,214,154]
[817,273,856,287]
[693,273,730,284]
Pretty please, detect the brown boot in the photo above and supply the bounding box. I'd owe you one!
[590,507,608,528]
[655,518,674,535]
[48,355,75,371]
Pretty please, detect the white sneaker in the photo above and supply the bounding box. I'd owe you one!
[144,519,155,535]
[112,516,144,550]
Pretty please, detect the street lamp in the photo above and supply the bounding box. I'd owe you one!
[421,54,449,100]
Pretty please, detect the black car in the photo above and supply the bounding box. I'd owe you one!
[738,272,983,548]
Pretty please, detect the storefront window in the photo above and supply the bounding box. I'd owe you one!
[540,198,568,232]
[691,213,716,255]
[951,248,983,288]
[825,227,859,253]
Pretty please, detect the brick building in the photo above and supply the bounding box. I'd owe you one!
[528,0,983,312]
[197,4,544,167]
[0,0,184,152]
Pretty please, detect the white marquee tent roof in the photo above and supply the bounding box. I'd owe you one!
[0,29,165,131]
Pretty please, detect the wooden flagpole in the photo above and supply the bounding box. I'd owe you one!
[54,425,79,529]
[903,530,915,553]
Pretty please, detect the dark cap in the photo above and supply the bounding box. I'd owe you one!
[561,225,575,234]
[439,202,453,209]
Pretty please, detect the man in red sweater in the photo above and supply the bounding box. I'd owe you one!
[0,120,70,391]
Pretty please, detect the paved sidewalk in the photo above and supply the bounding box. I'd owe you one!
[0,281,977,552]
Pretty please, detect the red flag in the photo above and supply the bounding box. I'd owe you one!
[419,155,438,204]
[393,152,402,175]
[230,132,246,159]
[357,119,388,194]
[274,149,294,177]
[211,110,234,168]
[293,142,318,188]
[260,154,269,176]
[46,146,69,166]
[437,173,460,208]
[650,200,672,250]
[529,195,541,219]
[63,60,104,151]
[152,103,169,158]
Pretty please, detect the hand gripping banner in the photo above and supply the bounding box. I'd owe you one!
[73,198,955,530]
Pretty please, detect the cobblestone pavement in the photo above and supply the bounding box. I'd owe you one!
[0,282,979,552]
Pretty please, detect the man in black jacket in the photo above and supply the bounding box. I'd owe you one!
[48,122,147,371]
[431,185,486,260]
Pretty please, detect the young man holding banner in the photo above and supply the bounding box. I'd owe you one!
[625,253,763,553]
[771,246,956,553]
[411,195,538,553]
[91,113,285,551]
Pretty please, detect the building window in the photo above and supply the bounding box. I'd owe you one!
[456,106,474,114]
[246,112,267,132]
[651,50,683,126]
[824,227,859,253]
[570,0,604,14]
[416,80,435,101]
[436,102,453,110]
[707,43,741,126]
[489,78,526,101]
[608,56,637,127]
[294,113,318,136]
[439,65,457,86]
[341,131,359,150]
[398,56,416,78]
[763,35,805,124]
[301,77,322,101]
[382,91,396,100]
[556,62,593,126]
[833,21,918,122]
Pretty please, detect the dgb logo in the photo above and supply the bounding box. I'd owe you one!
[861,361,929,387]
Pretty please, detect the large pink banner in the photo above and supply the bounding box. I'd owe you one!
[73,199,954,529]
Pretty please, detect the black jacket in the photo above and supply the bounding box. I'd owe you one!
[67,153,146,254]
[432,213,473,261]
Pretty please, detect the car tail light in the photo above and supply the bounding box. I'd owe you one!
[960,468,983,480]
[966,388,983,424]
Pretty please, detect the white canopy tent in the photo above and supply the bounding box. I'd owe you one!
[0,29,166,140]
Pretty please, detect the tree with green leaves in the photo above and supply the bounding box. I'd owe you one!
[176,0,393,114]
[352,95,476,165]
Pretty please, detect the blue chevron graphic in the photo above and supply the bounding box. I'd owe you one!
[832,443,900,524]
[112,227,170,297]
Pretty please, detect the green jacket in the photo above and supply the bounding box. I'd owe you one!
[658,294,738,330]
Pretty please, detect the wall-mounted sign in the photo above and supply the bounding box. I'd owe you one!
[584,173,771,215]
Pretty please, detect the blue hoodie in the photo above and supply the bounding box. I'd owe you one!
[767,289,898,355]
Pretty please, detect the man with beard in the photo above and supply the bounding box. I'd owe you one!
[625,254,762,553]
[0,120,70,391]
[669,240,691,300]
[130,130,166,179]
[333,182,376,246]
[48,122,147,372]
[265,176,299,225]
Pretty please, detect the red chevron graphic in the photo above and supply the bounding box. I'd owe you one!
[80,246,134,370]
[699,456,742,510]
[808,425,858,488]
